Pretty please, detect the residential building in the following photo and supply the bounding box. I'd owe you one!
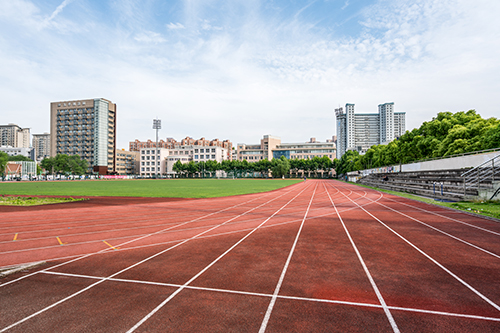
[115,149,140,175]
[130,137,233,160]
[139,145,230,177]
[0,124,30,148]
[335,103,406,159]
[237,135,336,161]
[32,133,51,161]
[50,98,117,175]
[0,146,32,158]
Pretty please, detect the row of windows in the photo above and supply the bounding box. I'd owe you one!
[141,167,161,172]
[141,161,160,166]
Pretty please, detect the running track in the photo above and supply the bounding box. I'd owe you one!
[1,180,500,332]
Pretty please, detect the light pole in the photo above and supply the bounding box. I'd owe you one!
[153,118,161,178]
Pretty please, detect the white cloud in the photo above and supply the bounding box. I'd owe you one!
[0,0,499,150]
[134,31,167,44]
[166,22,185,30]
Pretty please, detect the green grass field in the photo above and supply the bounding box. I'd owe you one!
[0,179,302,198]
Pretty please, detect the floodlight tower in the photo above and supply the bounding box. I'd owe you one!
[153,118,161,177]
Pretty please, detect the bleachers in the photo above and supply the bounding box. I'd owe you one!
[357,169,477,201]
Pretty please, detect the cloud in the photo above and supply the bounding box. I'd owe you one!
[134,31,167,44]
[341,1,349,10]
[41,0,74,27]
[166,22,185,30]
[1,0,499,150]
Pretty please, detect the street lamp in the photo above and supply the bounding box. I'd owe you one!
[153,118,161,178]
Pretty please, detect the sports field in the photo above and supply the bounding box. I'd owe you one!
[0,179,301,198]
[1,179,499,332]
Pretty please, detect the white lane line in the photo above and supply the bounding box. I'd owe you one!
[333,183,500,314]
[384,196,500,236]
[0,186,284,289]
[258,183,318,333]
[0,184,307,332]
[41,268,500,323]
[371,197,500,259]
[1,209,341,271]
[324,183,400,333]
[126,184,313,333]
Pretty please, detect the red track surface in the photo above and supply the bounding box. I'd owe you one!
[1,180,500,332]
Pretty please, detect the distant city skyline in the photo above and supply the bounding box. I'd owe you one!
[1,0,499,150]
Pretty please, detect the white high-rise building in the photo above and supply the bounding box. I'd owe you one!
[336,103,406,159]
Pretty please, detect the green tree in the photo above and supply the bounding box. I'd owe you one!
[8,155,32,162]
[0,151,8,178]
[271,156,290,178]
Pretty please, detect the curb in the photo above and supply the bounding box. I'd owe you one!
[0,261,46,278]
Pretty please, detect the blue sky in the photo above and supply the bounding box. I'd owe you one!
[1,0,499,149]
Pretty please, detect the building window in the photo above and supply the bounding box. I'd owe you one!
[211,155,215,159]
[151,155,155,160]
[146,150,150,154]
[141,162,145,166]
[195,155,198,159]
[141,167,145,171]
[141,156,145,160]
[195,149,198,153]
[200,149,204,153]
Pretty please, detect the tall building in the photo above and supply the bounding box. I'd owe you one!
[50,98,117,175]
[336,103,406,159]
[32,133,50,161]
[0,124,30,148]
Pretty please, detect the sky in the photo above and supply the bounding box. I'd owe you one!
[1,0,499,150]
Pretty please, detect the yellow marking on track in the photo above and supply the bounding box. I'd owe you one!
[103,240,120,250]
[56,237,66,245]
[13,233,18,241]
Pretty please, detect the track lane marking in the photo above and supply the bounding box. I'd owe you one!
[363,194,500,259]
[0,183,308,331]
[125,184,313,333]
[41,267,500,323]
[324,183,400,333]
[0,186,285,289]
[103,241,119,250]
[383,195,500,236]
[258,183,318,333]
[332,183,500,314]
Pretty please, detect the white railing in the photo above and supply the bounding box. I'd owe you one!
[461,154,500,197]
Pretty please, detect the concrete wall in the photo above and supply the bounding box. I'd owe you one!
[358,150,500,177]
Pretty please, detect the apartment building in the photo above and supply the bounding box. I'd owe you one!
[237,135,336,161]
[50,98,117,175]
[32,133,50,161]
[115,149,140,175]
[0,124,30,148]
[130,137,233,160]
[139,145,229,177]
[335,103,406,159]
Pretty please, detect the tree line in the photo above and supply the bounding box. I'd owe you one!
[335,110,500,176]
[172,155,334,178]
[40,154,88,175]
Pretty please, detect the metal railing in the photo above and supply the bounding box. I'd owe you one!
[461,154,500,196]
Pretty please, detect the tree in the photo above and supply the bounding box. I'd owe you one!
[8,155,32,162]
[172,160,183,176]
[271,156,290,178]
[0,152,8,178]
